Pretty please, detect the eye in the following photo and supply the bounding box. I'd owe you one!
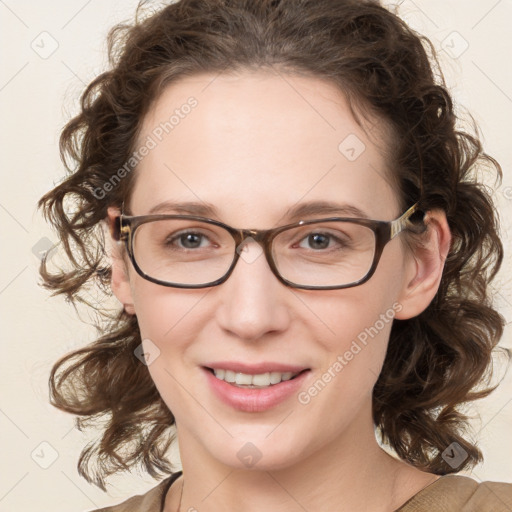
[296,231,349,251]
[165,230,213,250]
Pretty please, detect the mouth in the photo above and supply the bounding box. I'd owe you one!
[202,364,311,412]
[203,367,310,389]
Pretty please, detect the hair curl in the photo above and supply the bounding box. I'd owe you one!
[38,0,506,490]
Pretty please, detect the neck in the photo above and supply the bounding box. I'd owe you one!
[166,408,436,512]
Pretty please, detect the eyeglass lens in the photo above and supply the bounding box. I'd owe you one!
[131,218,377,287]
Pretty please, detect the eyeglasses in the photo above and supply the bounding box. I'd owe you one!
[110,203,425,290]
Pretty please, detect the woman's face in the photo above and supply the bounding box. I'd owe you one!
[112,70,418,471]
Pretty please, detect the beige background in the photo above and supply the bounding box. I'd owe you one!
[1,1,511,510]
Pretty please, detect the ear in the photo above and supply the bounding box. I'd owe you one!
[107,206,136,315]
[394,209,451,320]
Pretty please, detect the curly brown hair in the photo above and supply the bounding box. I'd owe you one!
[38,0,506,490]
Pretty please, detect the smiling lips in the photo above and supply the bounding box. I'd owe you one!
[203,362,311,412]
[210,368,302,388]
[203,361,308,388]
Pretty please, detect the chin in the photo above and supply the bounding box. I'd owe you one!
[205,431,310,472]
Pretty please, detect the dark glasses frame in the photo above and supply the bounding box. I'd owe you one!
[110,202,425,290]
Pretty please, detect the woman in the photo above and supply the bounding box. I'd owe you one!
[38,0,512,510]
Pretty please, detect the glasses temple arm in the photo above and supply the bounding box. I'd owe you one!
[390,202,426,239]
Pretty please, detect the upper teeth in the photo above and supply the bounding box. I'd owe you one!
[213,369,298,387]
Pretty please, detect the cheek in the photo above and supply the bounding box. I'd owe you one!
[131,285,208,419]
[300,256,406,396]
[295,295,399,436]
[305,278,401,356]
[318,297,396,376]
[131,279,205,342]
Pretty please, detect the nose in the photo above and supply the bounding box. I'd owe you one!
[214,238,291,341]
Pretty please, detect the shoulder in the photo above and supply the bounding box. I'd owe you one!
[86,473,180,512]
[398,475,512,512]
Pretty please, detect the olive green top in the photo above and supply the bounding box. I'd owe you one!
[91,472,512,512]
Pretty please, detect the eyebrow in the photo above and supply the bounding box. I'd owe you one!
[283,201,369,222]
[146,200,370,222]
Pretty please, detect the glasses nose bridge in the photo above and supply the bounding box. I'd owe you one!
[233,228,275,272]
[236,227,271,248]
[228,226,283,287]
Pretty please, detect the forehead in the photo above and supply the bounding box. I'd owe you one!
[130,69,400,223]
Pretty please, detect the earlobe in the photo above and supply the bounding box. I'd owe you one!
[111,251,136,315]
[107,206,136,315]
[394,209,452,320]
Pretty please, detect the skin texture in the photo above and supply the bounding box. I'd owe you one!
[108,69,451,511]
